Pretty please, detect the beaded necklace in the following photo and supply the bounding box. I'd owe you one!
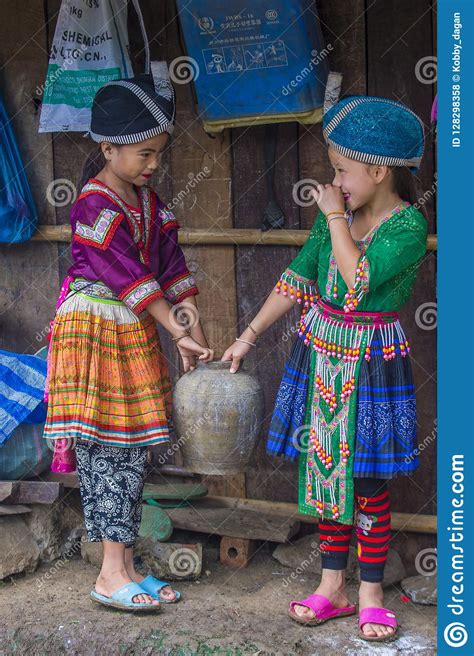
[326,203,409,309]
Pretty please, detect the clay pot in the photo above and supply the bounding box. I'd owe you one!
[172,361,265,475]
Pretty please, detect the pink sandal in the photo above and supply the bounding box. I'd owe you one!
[288,593,356,626]
[358,607,399,642]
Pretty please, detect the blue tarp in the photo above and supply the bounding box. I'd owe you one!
[0,93,38,243]
[0,349,47,445]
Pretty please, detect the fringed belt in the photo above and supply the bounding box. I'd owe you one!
[298,298,410,364]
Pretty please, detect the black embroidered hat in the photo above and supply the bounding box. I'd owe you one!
[88,66,175,144]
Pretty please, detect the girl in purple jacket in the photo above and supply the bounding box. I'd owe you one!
[44,70,213,612]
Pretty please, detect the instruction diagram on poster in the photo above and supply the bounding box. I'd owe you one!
[203,40,288,75]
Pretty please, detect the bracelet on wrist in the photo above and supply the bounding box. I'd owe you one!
[247,322,258,337]
[171,329,191,342]
[328,215,347,225]
[326,210,346,219]
[236,337,256,348]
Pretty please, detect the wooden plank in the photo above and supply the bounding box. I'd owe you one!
[130,0,182,470]
[18,481,63,504]
[41,471,79,488]
[0,504,32,516]
[233,3,366,504]
[298,0,367,228]
[0,0,59,352]
[30,225,438,250]
[368,0,436,231]
[232,120,301,504]
[142,482,207,501]
[199,495,437,535]
[366,0,437,520]
[0,482,19,503]
[163,0,245,498]
[0,481,63,504]
[166,505,300,543]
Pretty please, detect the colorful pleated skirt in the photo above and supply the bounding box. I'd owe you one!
[43,286,172,449]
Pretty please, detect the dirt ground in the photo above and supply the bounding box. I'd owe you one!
[0,538,436,656]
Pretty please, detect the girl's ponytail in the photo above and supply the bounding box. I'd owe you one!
[78,145,106,193]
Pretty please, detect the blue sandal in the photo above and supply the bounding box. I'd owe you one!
[139,575,181,603]
[90,582,162,612]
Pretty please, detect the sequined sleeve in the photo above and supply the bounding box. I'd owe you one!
[343,206,428,312]
[274,210,326,305]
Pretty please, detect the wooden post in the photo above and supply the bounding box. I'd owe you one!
[165,0,245,499]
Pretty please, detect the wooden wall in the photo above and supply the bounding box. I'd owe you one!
[0,2,437,528]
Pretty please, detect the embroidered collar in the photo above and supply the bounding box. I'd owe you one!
[80,178,155,265]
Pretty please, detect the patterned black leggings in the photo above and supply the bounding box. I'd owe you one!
[75,439,148,548]
[319,478,391,582]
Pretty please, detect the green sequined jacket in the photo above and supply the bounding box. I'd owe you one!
[278,203,428,313]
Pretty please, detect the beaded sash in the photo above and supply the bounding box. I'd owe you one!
[297,299,409,524]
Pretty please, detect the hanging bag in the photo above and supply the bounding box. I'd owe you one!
[38,0,150,134]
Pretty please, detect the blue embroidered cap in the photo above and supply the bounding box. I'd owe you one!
[323,96,425,173]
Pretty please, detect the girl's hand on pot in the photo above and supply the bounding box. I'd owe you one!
[177,336,214,373]
[311,184,345,217]
[221,340,253,374]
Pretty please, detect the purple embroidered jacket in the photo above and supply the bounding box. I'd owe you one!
[67,178,198,314]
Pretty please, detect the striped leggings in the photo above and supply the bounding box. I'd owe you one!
[320,478,391,582]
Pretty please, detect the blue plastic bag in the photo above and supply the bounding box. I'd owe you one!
[0,94,38,243]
